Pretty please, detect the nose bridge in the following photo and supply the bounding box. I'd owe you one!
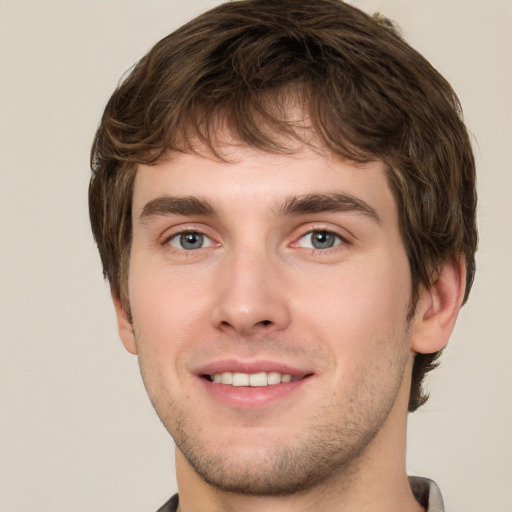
[211,242,290,334]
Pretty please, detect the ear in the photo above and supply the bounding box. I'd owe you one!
[110,286,137,355]
[411,256,466,354]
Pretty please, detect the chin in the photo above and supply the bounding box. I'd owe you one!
[171,413,379,497]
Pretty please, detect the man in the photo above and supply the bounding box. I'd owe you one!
[89,0,477,510]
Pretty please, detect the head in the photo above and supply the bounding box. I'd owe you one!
[89,0,476,415]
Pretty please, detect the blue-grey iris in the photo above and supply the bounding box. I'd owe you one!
[311,231,336,249]
[180,232,204,250]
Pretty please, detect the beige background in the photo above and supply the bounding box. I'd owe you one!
[1,1,511,511]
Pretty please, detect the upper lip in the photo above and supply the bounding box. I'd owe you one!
[195,359,314,377]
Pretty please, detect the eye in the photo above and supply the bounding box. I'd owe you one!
[167,232,214,251]
[296,230,343,250]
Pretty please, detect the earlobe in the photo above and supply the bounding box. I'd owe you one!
[110,286,137,355]
[411,256,467,355]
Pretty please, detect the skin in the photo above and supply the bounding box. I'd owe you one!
[113,143,465,512]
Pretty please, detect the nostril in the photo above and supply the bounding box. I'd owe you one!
[259,320,272,326]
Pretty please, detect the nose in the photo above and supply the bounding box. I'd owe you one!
[210,249,291,336]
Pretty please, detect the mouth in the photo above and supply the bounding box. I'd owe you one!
[195,361,314,408]
[202,371,308,387]
[193,358,316,410]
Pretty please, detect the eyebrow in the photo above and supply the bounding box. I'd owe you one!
[277,193,381,224]
[139,195,217,222]
[139,192,380,224]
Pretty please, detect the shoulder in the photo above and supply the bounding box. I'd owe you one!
[409,476,445,512]
[155,493,179,512]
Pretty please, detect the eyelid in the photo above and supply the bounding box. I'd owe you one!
[167,232,214,250]
[159,223,220,247]
[289,223,352,248]
[296,231,343,249]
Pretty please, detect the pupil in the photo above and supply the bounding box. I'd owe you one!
[312,231,334,249]
[181,233,203,250]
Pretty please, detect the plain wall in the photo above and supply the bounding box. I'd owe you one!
[1,1,511,511]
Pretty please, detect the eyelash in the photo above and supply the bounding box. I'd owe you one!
[291,227,349,254]
[165,231,215,251]
[160,226,350,254]
[161,224,218,252]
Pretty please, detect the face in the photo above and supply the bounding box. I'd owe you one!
[121,144,418,495]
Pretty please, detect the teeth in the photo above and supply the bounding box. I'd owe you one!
[267,371,281,385]
[249,372,268,387]
[232,373,249,387]
[211,371,296,387]
[221,372,233,385]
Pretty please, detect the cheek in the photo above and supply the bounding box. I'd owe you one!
[303,259,410,318]
[128,261,210,359]
[293,252,412,357]
[128,269,203,407]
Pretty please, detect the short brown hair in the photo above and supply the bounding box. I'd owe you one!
[89,0,477,412]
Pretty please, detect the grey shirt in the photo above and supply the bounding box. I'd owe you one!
[156,476,445,512]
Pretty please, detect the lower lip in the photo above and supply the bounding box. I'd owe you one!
[197,376,311,409]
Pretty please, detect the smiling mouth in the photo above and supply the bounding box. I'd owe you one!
[203,371,310,387]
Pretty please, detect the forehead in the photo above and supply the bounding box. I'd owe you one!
[132,143,397,223]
